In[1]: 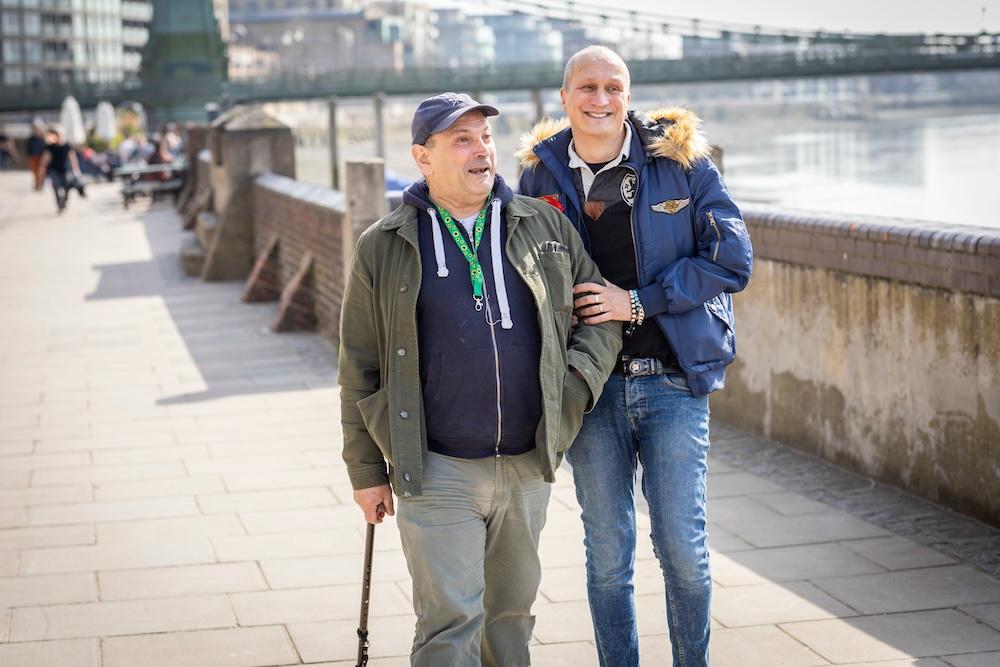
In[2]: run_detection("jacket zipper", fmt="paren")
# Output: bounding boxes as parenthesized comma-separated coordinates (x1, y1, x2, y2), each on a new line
(623, 166, 642, 286)
(708, 210, 722, 262)
(482, 289, 503, 457)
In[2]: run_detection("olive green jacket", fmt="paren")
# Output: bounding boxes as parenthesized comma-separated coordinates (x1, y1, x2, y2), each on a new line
(339, 194, 621, 498)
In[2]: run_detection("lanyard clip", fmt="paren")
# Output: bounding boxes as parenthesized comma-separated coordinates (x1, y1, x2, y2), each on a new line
(474, 296, 484, 312)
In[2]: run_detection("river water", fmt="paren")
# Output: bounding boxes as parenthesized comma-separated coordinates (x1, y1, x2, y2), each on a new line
(279, 84, 1000, 229)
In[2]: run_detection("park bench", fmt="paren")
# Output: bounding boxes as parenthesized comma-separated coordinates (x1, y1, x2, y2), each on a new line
(114, 160, 187, 209)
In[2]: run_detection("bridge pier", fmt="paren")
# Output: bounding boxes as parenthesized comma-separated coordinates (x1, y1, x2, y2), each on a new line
(373, 93, 386, 159)
(328, 97, 340, 191)
(531, 88, 545, 121)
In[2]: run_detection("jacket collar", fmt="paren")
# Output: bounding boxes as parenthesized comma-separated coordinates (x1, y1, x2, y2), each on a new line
(380, 176, 533, 234)
(517, 107, 712, 172)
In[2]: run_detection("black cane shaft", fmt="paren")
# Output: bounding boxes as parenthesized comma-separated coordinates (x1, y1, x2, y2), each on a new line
(356, 514, 378, 667)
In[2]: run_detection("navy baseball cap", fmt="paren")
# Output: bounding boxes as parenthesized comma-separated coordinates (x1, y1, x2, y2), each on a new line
(411, 93, 499, 145)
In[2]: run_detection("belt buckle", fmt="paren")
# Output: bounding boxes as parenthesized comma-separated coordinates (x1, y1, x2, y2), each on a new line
(623, 357, 654, 377)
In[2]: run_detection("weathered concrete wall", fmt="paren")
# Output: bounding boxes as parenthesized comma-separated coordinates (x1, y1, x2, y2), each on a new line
(716, 206, 1000, 526)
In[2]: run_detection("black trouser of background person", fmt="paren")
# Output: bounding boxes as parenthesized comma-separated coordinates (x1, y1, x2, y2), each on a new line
(49, 170, 84, 212)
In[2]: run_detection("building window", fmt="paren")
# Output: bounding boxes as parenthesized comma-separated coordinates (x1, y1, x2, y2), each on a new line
(2, 12, 20, 36)
(3, 67, 23, 85)
(3, 39, 21, 63)
(22, 11, 40, 35)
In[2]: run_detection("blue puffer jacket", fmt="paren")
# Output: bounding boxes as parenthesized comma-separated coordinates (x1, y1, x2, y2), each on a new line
(517, 108, 753, 396)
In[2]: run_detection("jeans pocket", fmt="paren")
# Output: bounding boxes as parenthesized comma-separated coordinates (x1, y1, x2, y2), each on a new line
(663, 373, 691, 393)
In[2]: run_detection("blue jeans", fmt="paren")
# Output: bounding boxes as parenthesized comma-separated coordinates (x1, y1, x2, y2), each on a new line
(567, 371, 711, 667)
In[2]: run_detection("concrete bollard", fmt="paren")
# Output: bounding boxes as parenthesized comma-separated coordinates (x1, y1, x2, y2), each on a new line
(343, 159, 388, 289)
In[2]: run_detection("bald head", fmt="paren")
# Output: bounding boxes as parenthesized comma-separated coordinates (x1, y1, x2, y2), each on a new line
(562, 46, 631, 93)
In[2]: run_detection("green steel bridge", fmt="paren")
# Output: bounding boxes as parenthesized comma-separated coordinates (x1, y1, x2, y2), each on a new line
(2, 32, 998, 115)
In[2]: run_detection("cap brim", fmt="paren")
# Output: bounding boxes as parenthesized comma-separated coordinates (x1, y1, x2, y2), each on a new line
(429, 104, 500, 136)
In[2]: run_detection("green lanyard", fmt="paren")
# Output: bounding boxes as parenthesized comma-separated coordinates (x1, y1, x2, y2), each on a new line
(436, 195, 492, 311)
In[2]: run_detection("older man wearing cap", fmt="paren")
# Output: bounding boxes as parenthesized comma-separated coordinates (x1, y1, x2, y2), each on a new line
(340, 92, 620, 665)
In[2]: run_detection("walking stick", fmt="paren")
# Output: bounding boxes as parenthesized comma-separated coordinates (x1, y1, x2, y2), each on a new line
(356, 504, 383, 667)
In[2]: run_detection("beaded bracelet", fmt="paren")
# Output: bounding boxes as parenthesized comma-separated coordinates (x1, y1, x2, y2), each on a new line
(626, 289, 646, 336)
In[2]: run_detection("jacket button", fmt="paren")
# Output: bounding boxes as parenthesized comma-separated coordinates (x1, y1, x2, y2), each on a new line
(403, 472, 412, 482)
(399, 410, 409, 419)
(399, 284, 409, 293)
(397, 348, 406, 356)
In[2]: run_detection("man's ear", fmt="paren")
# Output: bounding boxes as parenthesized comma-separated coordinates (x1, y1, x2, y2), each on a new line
(559, 88, 567, 113)
(411, 144, 433, 177)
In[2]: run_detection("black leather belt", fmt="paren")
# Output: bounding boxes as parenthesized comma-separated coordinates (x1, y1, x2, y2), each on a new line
(621, 356, 667, 377)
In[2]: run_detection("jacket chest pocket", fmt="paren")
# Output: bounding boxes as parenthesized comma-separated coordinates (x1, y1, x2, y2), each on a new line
(538, 251, 573, 313)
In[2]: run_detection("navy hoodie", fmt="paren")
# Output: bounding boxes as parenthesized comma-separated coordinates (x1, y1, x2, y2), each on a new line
(401, 176, 543, 458)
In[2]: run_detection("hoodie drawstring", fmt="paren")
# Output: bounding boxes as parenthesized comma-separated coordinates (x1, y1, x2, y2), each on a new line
(489, 198, 513, 329)
(428, 207, 449, 278)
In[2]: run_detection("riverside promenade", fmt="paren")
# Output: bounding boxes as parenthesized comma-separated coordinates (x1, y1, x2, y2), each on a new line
(1, 172, 999, 666)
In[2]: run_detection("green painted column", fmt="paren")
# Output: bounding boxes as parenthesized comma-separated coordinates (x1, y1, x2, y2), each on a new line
(139, 0, 228, 124)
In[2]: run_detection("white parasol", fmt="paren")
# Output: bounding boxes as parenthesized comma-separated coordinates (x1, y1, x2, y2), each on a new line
(94, 101, 117, 143)
(59, 96, 86, 145)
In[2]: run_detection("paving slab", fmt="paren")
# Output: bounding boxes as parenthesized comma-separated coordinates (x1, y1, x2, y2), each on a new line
(95, 514, 245, 543)
(287, 615, 417, 662)
(711, 543, 886, 586)
(238, 505, 360, 534)
(782, 610, 1000, 663)
(230, 582, 412, 626)
(840, 535, 957, 570)
(98, 562, 267, 600)
(0, 572, 97, 606)
(259, 550, 411, 589)
(813, 565, 1000, 614)
(19, 538, 216, 575)
(713, 580, 858, 627)
(942, 652, 1000, 666)
(0, 638, 100, 667)
(27, 496, 199, 526)
(0, 549, 18, 576)
(958, 603, 1000, 632)
(708, 625, 830, 667)
(102, 626, 300, 667)
(196, 487, 337, 514)
(9, 594, 237, 641)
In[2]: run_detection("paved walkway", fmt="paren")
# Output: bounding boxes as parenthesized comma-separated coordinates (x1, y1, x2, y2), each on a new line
(1, 172, 999, 667)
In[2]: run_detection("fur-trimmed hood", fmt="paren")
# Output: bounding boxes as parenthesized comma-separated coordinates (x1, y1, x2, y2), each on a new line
(516, 107, 710, 172)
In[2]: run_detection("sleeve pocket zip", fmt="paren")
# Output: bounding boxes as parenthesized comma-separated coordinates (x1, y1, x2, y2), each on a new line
(707, 210, 722, 262)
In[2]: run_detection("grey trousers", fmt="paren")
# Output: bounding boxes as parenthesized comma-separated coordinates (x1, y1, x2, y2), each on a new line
(397, 450, 551, 667)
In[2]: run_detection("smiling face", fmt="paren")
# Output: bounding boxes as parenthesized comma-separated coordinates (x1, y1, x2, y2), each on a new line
(560, 52, 631, 146)
(411, 110, 496, 212)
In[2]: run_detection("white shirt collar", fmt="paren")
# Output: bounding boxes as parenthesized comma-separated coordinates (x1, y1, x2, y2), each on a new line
(567, 122, 632, 200)
(567, 121, 632, 172)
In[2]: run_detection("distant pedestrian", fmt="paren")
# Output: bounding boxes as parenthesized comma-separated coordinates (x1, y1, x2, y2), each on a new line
(40, 126, 85, 213)
(0, 130, 19, 171)
(144, 140, 175, 181)
(26, 121, 48, 190)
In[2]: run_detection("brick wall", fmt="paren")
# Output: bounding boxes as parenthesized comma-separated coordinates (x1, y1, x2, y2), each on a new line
(250, 173, 348, 344)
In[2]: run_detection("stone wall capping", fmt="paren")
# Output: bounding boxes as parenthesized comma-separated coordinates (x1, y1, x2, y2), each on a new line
(743, 204, 997, 298)
(255, 173, 346, 212)
(977, 235, 1000, 257)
